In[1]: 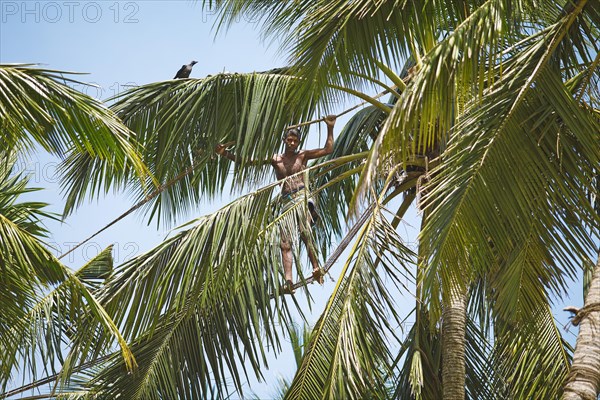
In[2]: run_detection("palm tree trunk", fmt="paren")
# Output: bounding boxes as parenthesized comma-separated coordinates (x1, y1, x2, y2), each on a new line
(562, 252, 600, 400)
(442, 284, 467, 400)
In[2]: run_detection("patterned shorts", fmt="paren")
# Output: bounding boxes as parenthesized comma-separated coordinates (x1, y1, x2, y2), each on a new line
(279, 188, 317, 242)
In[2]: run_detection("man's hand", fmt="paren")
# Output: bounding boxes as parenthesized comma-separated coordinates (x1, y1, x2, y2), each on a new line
(324, 114, 336, 127)
(215, 144, 227, 156)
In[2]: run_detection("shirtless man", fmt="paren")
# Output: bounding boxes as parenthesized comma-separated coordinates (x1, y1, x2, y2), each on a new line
(216, 115, 336, 293)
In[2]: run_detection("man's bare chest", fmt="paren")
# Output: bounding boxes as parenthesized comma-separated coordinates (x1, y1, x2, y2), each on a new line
(273, 154, 305, 178)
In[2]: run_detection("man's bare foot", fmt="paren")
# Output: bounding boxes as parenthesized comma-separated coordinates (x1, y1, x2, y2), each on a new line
(281, 280, 295, 294)
(312, 267, 325, 284)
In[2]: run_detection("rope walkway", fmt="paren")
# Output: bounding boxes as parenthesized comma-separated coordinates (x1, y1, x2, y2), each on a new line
(58, 87, 396, 260)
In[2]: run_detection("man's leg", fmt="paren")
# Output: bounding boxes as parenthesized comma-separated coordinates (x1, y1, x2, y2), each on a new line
(280, 236, 295, 293)
(300, 232, 324, 284)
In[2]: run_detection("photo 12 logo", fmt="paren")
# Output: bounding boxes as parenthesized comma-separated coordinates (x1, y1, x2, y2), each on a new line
(1, 1, 140, 24)
(68, 81, 139, 100)
(51, 241, 141, 264)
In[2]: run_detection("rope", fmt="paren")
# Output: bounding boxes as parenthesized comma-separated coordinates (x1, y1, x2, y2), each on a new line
(286, 87, 394, 130)
(58, 160, 202, 260)
(57, 88, 395, 260)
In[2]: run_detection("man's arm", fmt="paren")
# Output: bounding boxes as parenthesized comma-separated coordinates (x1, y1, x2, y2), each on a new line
(302, 115, 336, 160)
(215, 144, 272, 166)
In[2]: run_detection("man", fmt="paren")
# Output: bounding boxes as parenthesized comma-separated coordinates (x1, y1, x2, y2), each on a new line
(216, 115, 336, 293)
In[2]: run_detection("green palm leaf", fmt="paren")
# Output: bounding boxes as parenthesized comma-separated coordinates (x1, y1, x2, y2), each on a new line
(205, 0, 488, 92)
(78, 180, 307, 398)
(413, 8, 600, 316)
(0, 246, 135, 396)
(492, 306, 572, 399)
(0, 64, 148, 216)
(0, 152, 64, 390)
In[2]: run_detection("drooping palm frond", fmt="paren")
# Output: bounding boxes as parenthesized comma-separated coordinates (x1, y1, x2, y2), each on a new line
(491, 305, 573, 399)
(546, 1, 600, 83)
(58, 147, 134, 217)
(285, 200, 414, 399)
(0, 64, 148, 216)
(109, 71, 326, 226)
(0, 153, 57, 238)
(204, 0, 517, 95)
(363, 0, 599, 196)
(486, 223, 573, 327)
(0, 152, 64, 391)
(0, 246, 135, 396)
(466, 222, 574, 400)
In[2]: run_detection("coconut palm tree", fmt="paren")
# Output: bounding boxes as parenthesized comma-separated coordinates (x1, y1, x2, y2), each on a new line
(205, 1, 600, 398)
(95, 0, 594, 398)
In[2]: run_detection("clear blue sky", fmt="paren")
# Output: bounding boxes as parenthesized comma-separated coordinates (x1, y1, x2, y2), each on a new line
(0, 1, 582, 397)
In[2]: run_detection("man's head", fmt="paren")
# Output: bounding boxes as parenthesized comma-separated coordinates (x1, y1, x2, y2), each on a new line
(283, 129, 300, 151)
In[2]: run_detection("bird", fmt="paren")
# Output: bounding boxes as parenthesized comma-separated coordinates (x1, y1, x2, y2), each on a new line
(174, 61, 198, 79)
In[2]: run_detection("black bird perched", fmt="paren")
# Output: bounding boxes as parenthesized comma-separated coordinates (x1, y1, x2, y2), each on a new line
(174, 61, 198, 79)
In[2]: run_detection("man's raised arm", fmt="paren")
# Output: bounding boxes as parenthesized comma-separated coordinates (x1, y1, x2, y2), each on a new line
(215, 144, 272, 166)
(303, 115, 336, 160)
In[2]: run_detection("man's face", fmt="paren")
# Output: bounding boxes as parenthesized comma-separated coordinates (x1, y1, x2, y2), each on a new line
(284, 134, 300, 151)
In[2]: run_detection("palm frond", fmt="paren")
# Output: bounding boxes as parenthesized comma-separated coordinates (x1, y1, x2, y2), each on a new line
(417, 18, 600, 317)
(487, 225, 571, 327)
(76, 178, 325, 398)
(205, 0, 507, 94)
(110, 71, 325, 226)
(285, 201, 414, 399)
(0, 246, 135, 395)
(0, 153, 65, 391)
(84, 309, 230, 399)
(492, 306, 572, 399)
(0, 152, 57, 237)
(0, 64, 148, 216)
